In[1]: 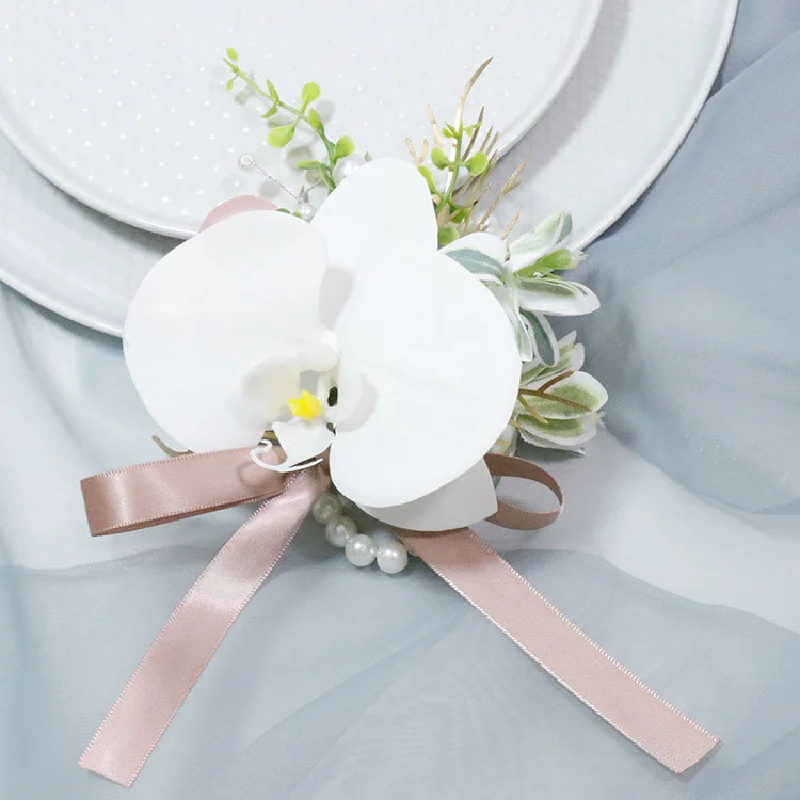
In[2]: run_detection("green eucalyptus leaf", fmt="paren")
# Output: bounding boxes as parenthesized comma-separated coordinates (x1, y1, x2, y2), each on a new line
(225, 47, 239, 62)
(444, 248, 504, 281)
(465, 152, 488, 175)
(301, 81, 321, 103)
(267, 124, 294, 148)
(334, 134, 355, 159)
(431, 147, 449, 170)
(521, 310, 559, 367)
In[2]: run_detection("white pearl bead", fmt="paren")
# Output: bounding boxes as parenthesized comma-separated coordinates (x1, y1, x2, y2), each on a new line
(238, 153, 257, 172)
(377, 540, 408, 574)
(325, 514, 357, 548)
(312, 492, 341, 524)
(345, 533, 376, 567)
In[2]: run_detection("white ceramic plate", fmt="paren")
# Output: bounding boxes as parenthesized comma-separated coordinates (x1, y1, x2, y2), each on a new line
(0, 0, 601, 238)
(0, 0, 737, 337)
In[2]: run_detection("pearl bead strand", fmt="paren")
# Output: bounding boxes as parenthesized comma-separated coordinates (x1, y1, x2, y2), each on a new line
(312, 491, 408, 574)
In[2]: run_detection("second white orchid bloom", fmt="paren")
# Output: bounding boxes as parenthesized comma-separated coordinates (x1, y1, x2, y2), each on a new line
(124, 159, 520, 530)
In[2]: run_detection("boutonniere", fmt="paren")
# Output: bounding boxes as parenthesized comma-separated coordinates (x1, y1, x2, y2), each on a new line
(76, 56, 719, 787)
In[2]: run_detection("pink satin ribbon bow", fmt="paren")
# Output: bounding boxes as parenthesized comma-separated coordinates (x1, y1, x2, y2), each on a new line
(78, 448, 719, 786)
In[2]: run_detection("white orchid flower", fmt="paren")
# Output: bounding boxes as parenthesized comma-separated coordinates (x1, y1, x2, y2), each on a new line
(124, 159, 520, 531)
(442, 212, 599, 365)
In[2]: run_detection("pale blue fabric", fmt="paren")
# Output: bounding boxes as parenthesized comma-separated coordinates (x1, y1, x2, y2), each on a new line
(2, 2, 800, 798)
(573, 9, 800, 514)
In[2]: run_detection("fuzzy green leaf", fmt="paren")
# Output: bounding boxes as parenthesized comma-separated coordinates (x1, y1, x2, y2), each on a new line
(522, 373, 607, 419)
(225, 47, 239, 62)
(444, 248, 504, 280)
(301, 81, 321, 103)
(267, 125, 294, 148)
(521, 310, 559, 367)
(334, 134, 355, 159)
(517, 412, 598, 449)
(431, 147, 450, 170)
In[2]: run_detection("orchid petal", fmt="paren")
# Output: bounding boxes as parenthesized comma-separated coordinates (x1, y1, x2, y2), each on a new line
(266, 418, 334, 472)
(359, 460, 498, 531)
(311, 159, 437, 321)
(229, 358, 301, 430)
(124, 211, 328, 452)
(331, 251, 519, 508)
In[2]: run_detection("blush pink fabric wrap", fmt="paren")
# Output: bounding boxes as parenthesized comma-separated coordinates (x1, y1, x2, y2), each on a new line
(78, 448, 719, 787)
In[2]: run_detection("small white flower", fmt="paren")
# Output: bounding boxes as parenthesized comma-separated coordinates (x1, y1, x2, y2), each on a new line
(443, 212, 599, 365)
(124, 159, 521, 530)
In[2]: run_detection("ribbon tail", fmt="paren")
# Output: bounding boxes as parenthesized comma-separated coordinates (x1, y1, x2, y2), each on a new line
(399, 528, 720, 773)
(79, 466, 329, 787)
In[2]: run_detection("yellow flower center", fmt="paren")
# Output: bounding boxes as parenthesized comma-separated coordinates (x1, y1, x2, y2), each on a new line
(287, 389, 323, 421)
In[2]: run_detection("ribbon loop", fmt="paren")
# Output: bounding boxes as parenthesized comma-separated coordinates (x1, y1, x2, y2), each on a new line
(484, 452, 564, 530)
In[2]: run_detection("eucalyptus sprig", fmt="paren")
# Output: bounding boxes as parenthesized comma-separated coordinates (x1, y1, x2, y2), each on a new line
(407, 57, 527, 246)
(223, 48, 355, 193)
